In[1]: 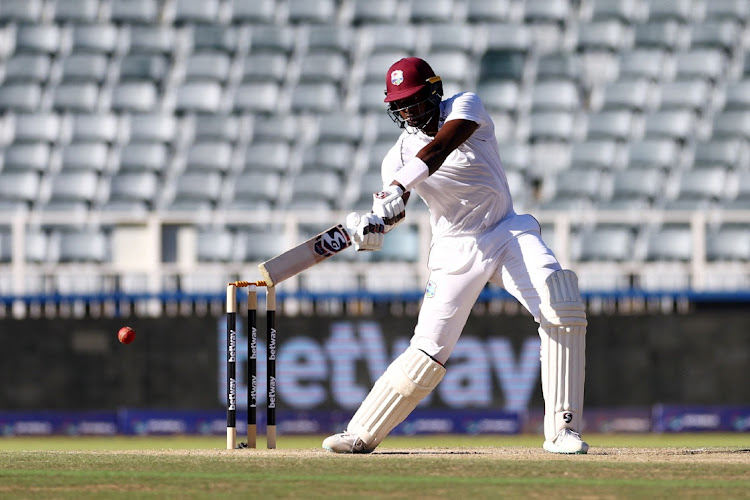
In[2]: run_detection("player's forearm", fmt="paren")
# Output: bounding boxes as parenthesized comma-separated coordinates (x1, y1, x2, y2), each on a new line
(416, 118, 479, 172)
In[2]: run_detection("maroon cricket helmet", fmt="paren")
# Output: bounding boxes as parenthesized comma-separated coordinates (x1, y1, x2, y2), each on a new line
(384, 57, 438, 103)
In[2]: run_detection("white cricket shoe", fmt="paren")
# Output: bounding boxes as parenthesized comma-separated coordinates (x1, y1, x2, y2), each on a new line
(543, 429, 589, 454)
(322, 431, 373, 454)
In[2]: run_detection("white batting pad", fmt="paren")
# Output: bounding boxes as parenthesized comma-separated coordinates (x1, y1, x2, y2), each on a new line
(538, 269, 587, 441)
(347, 347, 446, 449)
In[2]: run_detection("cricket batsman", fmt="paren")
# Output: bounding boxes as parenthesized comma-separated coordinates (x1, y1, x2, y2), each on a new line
(325, 57, 588, 454)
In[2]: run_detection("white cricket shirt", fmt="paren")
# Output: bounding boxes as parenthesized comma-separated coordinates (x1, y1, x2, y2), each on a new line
(381, 92, 514, 238)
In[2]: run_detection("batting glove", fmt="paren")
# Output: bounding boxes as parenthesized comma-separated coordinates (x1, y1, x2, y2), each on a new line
(345, 211, 385, 252)
(372, 184, 405, 233)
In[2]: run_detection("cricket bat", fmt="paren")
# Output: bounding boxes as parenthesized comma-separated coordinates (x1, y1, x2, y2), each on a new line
(258, 224, 352, 286)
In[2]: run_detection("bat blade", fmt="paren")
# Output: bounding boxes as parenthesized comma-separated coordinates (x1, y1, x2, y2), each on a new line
(258, 224, 352, 286)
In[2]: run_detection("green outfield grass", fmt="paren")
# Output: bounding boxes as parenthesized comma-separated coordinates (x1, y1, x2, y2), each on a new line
(1, 434, 749, 499)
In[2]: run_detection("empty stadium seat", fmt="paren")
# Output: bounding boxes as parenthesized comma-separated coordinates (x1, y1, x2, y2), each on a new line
(586, 110, 634, 141)
(535, 52, 581, 82)
(425, 24, 475, 54)
(287, 0, 337, 24)
(61, 143, 109, 172)
(590, 0, 642, 23)
(13, 113, 60, 143)
(193, 114, 240, 142)
(290, 83, 340, 113)
(185, 141, 234, 173)
(304, 25, 354, 55)
(112, 0, 159, 24)
(351, 0, 398, 24)
(531, 80, 580, 112)
(570, 140, 618, 170)
(231, 0, 277, 24)
(540, 169, 602, 210)
(54, 0, 100, 22)
(72, 24, 119, 54)
(723, 80, 750, 109)
(248, 25, 295, 54)
(477, 81, 520, 114)
(658, 80, 709, 112)
(644, 224, 692, 262)
(196, 228, 236, 262)
(72, 113, 119, 143)
(465, 0, 510, 22)
(497, 143, 530, 172)
(3, 143, 50, 172)
(231, 171, 283, 205)
(107, 172, 159, 209)
(111, 82, 158, 112)
(168, 172, 223, 211)
(233, 82, 280, 113)
(664, 167, 727, 210)
(174, 0, 220, 24)
(602, 168, 665, 208)
(0, 84, 42, 112)
(577, 20, 631, 52)
(600, 79, 652, 112)
(674, 49, 725, 82)
(529, 112, 575, 142)
(712, 111, 750, 140)
(15, 25, 61, 55)
(647, 0, 694, 23)
(317, 114, 363, 143)
(118, 143, 169, 172)
(44, 172, 101, 211)
(288, 171, 342, 208)
(692, 139, 743, 169)
(237, 226, 289, 261)
(300, 142, 356, 175)
(128, 26, 175, 54)
(193, 25, 238, 54)
(127, 114, 176, 143)
(626, 139, 679, 170)
(243, 142, 291, 172)
(0, 171, 40, 210)
(53, 83, 99, 112)
(175, 82, 223, 113)
(367, 25, 418, 54)
(58, 229, 109, 263)
(707, 224, 750, 261)
(634, 21, 682, 50)
(644, 110, 695, 142)
(618, 49, 668, 81)
(479, 50, 527, 81)
(298, 53, 348, 83)
(3, 54, 51, 83)
(578, 225, 636, 262)
(0, 0, 43, 22)
(690, 21, 740, 53)
(185, 52, 232, 82)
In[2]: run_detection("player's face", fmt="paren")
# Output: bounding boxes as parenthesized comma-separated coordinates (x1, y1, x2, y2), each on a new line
(389, 88, 435, 128)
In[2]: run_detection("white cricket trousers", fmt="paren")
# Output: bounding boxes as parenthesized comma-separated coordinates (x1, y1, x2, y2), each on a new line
(411, 213, 561, 365)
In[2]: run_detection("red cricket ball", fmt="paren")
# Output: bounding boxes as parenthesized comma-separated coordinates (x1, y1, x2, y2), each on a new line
(118, 326, 136, 344)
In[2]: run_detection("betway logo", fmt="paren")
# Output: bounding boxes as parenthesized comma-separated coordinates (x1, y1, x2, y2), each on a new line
(228, 377, 236, 411)
(268, 375, 276, 409)
(227, 331, 236, 363)
(268, 329, 276, 361)
(218, 321, 540, 411)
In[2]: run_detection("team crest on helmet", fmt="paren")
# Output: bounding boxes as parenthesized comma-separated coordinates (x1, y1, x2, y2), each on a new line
(390, 70, 404, 86)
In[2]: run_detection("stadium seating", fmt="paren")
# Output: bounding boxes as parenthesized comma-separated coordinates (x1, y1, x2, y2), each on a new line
(0, 0, 748, 298)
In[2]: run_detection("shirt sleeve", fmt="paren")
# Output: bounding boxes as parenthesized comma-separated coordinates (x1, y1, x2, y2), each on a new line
(443, 92, 490, 130)
(380, 140, 404, 189)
